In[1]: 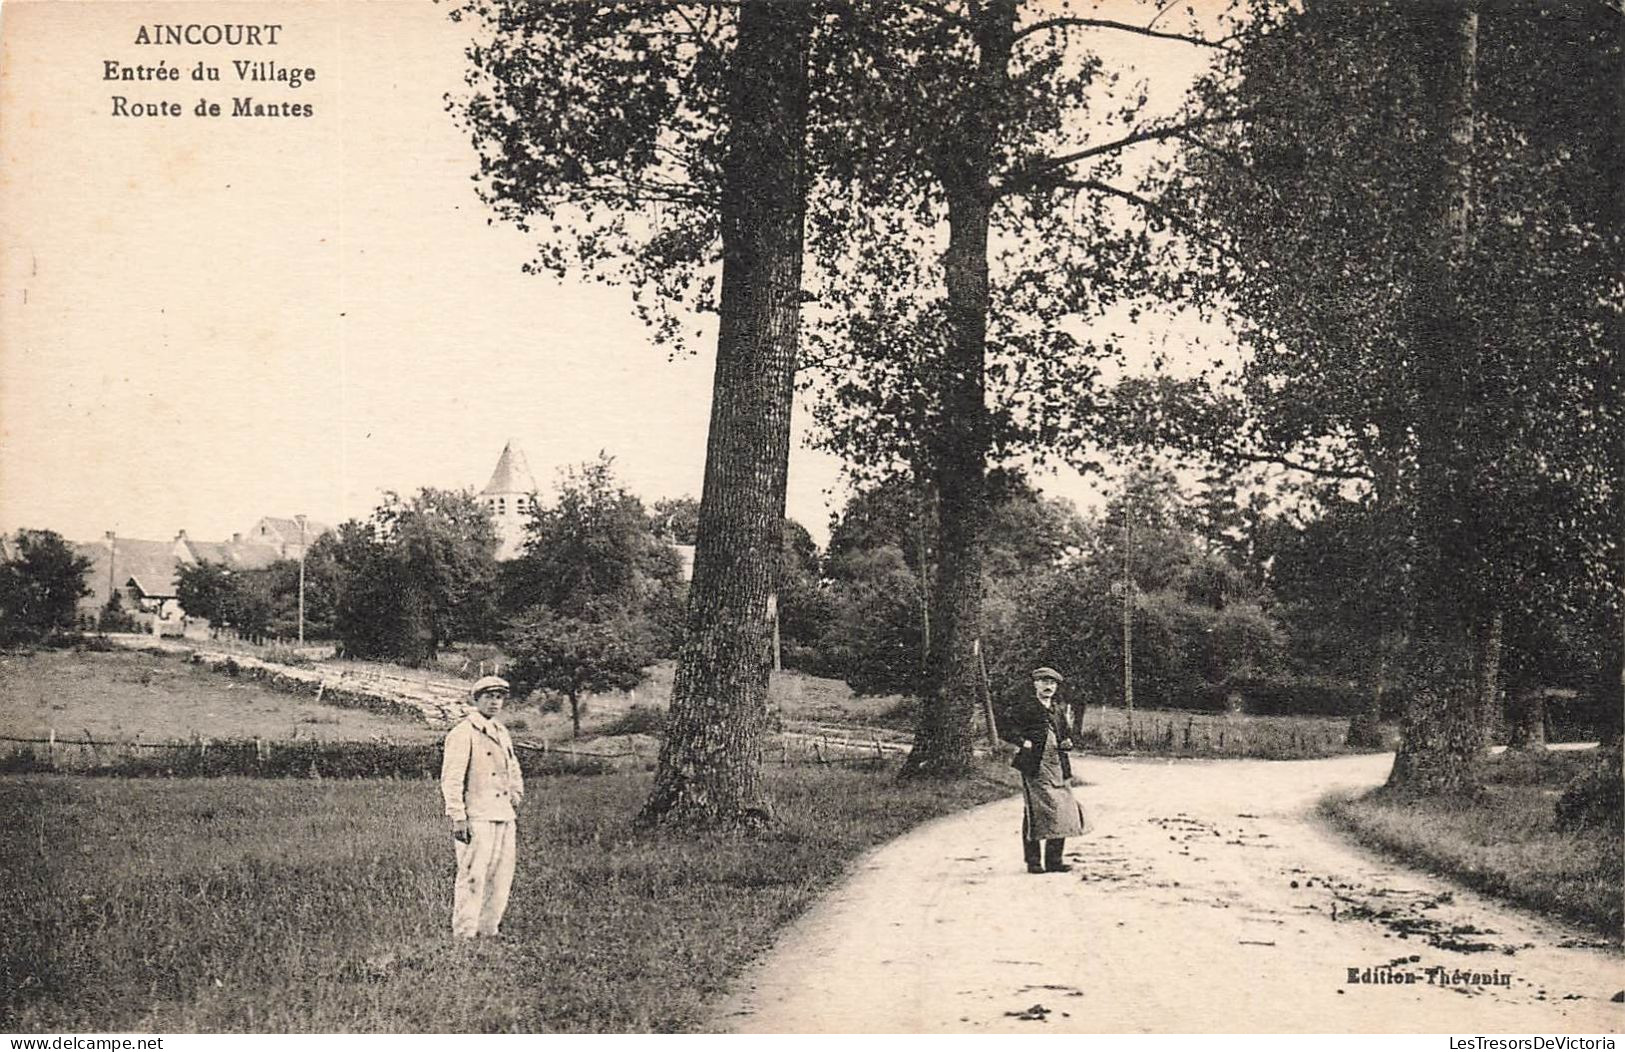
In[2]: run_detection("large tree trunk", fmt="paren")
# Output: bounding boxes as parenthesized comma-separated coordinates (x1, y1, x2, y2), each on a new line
(1348, 460, 1404, 749)
(903, 0, 1015, 778)
(1475, 609, 1502, 736)
(640, 0, 811, 826)
(1346, 651, 1389, 749)
(1388, 0, 1486, 793)
(1504, 680, 1546, 751)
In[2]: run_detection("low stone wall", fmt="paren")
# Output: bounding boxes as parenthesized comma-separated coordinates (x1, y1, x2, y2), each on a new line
(108, 636, 470, 730)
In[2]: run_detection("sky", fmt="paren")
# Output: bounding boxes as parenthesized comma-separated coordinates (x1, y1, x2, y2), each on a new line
(0, 0, 1222, 548)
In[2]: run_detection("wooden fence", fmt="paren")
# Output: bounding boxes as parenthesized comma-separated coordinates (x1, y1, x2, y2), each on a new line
(0, 728, 918, 778)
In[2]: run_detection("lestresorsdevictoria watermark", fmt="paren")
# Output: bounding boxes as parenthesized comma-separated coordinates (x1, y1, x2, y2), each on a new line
(1446, 1039, 1616, 1050)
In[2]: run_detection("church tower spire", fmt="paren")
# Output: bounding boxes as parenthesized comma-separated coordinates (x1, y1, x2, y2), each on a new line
(478, 441, 539, 560)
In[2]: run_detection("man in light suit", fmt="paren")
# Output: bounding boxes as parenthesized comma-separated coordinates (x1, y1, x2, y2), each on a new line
(441, 675, 525, 938)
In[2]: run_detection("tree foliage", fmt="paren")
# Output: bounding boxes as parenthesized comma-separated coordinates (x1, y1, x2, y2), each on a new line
(1167, 0, 1621, 787)
(501, 456, 687, 710)
(505, 602, 655, 739)
(506, 454, 683, 629)
(330, 489, 501, 666)
(794, 0, 1239, 774)
(0, 530, 93, 644)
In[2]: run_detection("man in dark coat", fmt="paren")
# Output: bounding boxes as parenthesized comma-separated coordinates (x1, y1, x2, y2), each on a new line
(1003, 666, 1089, 873)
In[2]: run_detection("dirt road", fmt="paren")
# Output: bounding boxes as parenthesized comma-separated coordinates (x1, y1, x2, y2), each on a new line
(718, 752, 1622, 1033)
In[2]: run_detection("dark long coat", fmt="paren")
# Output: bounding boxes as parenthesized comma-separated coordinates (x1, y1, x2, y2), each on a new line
(1003, 696, 1073, 780)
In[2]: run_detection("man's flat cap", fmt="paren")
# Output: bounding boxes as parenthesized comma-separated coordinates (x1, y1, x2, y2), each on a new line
(471, 675, 511, 697)
(1031, 667, 1064, 683)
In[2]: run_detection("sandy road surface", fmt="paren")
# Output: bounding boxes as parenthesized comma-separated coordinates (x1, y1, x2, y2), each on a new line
(718, 752, 1622, 1033)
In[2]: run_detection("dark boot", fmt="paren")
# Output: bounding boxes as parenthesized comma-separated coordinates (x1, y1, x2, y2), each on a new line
(1044, 838, 1073, 873)
(1024, 837, 1044, 874)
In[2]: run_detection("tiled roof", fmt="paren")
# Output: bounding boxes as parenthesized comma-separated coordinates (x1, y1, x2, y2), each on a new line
(101, 538, 184, 597)
(184, 538, 282, 571)
(251, 516, 333, 546)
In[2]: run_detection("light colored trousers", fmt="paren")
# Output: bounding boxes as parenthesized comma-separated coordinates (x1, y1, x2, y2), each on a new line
(452, 819, 516, 938)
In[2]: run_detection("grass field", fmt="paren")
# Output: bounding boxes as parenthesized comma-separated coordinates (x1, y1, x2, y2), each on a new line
(0, 764, 1017, 1032)
(0, 650, 441, 745)
(85, 639, 1371, 761)
(1321, 748, 1622, 939)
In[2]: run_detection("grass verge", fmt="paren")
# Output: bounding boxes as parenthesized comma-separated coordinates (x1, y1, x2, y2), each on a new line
(1320, 748, 1622, 941)
(0, 762, 1016, 1032)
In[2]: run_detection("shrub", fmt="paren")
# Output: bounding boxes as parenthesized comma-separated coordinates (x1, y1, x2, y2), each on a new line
(98, 594, 140, 634)
(261, 644, 314, 667)
(599, 704, 666, 738)
(1555, 746, 1624, 834)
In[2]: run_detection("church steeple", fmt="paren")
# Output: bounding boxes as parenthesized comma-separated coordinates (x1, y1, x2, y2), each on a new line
(478, 441, 539, 560)
(481, 441, 538, 498)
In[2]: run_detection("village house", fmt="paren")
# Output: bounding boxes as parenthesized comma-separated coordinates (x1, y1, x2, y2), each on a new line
(74, 518, 334, 632)
(64, 445, 693, 634)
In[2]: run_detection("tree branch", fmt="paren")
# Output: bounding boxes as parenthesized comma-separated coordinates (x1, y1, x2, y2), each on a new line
(1175, 130, 1247, 170)
(900, 0, 972, 29)
(998, 112, 1251, 195)
(1012, 16, 1230, 49)
(1058, 178, 1223, 248)
(1214, 444, 1374, 482)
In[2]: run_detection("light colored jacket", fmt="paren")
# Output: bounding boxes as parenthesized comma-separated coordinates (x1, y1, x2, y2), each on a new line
(440, 711, 524, 821)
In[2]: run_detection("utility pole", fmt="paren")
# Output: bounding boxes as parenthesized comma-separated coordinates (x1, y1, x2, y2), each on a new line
(974, 638, 999, 747)
(104, 531, 117, 628)
(1122, 493, 1135, 748)
(295, 514, 307, 646)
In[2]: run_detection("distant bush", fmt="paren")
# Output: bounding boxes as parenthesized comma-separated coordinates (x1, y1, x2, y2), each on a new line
(1556, 747, 1623, 835)
(1199, 677, 1386, 719)
(98, 594, 140, 634)
(599, 704, 666, 738)
(448, 643, 508, 679)
(262, 644, 314, 668)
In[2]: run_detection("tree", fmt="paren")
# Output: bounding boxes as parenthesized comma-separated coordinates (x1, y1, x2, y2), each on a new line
(377, 489, 501, 664)
(97, 591, 138, 634)
(505, 456, 687, 668)
(328, 491, 500, 665)
(798, 0, 1239, 775)
(1177, 0, 1622, 790)
(506, 603, 655, 739)
(507, 454, 678, 618)
(643, 0, 814, 824)
(774, 518, 835, 667)
(821, 471, 1086, 695)
(0, 529, 92, 644)
(175, 561, 236, 630)
(453, 0, 815, 823)
(650, 497, 702, 546)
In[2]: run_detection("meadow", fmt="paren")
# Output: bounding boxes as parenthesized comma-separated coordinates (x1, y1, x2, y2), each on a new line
(1322, 747, 1622, 939)
(0, 763, 1017, 1033)
(48, 637, 1384, 764)
(0, 648, 441, 745)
